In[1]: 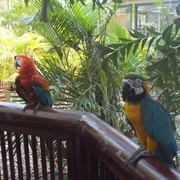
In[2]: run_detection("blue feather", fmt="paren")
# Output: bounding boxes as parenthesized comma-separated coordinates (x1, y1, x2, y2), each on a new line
(141, 96, 177, 164)
(33, 85, 52, 107)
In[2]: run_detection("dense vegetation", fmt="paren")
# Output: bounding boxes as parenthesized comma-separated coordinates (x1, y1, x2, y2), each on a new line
(0, 0, 179, 134)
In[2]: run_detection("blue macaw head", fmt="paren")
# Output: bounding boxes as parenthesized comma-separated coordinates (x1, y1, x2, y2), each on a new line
(122, 72, 149, 103)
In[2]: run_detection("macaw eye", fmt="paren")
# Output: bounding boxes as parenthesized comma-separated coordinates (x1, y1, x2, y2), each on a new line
(135, 79, 143, 87)
(16, 57, 21, 61)
(122, 79, 132, 84)
(136, 79, 142, 83)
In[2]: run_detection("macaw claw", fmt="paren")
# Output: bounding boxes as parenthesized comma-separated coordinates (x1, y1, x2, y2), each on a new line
(126, 146, 156, 166)
(33, 103, 42, 115)
(22, 103, 34, 113)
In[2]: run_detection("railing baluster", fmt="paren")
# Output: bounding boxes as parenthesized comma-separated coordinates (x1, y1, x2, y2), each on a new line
(23, 134, 31, 180)
(1, 131, 8, 179)
(31, 135, 39, 180)
(40, 137, 47, 180)
(103, 166, 108, 180)
(85, 143, 98, 180)
(90, 151, 98, 180)
(56, 139, 63, 180)
(99, 161, 104, 180)
(74, 135, 86, 180)
(15, 133, 23, 180)
(48, 139, 55, 180)
(67, 136, 76, 180)
(7, 132, 15, 180)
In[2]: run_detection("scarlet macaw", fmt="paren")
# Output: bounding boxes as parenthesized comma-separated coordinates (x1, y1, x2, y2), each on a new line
(14, 55, 52, 114)
(122, 72, 177, 166)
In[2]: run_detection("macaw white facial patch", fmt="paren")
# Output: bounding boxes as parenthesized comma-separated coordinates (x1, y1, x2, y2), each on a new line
(122, 78, 144, 95)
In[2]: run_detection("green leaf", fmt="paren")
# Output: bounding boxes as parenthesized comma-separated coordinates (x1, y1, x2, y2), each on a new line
(156, 45, 167, 53)
(40, 0, 50, 22)
(145, 26, 161, 36)
(141, 37, 148, 50)
(95, 43, 114, 57)
(112, 0, 123, 3)
(147, 58, 167, 72)
(155, 75, 165, 88)
(162, 24, 173, 43)
(174, 17, 180, 35)
(125, 42, 133, 56)
(70, 0, 74, 4)
(160, 58, 169, 75)
(133, 39, 141, 54)
(120, 46, 126, 60)
(129, 29, 146, 38)
(79, 0, 86, 5)
(101, 58, 108, 73)
(176, 46, 180, 56)
(118, 38, 132, 43)
(108, 51, 118, 66)
(102, 0, 107, 4)
(109, 43, 122, 49)
(171, 40, 180, 47)
(147, 37, 156, 51)
(24, 0, 29, 7)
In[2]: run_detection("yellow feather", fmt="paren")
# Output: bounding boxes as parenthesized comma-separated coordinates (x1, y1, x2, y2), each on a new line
(125, 102, 158, 153)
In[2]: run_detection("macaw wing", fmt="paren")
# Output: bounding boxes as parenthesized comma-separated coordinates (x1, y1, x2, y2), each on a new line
(15, 76, 28, 103)
(141, 96, 177, 156)
(31, 75, 52, 107)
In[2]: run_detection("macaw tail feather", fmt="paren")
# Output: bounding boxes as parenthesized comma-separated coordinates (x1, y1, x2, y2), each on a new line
(33, 86, 52, 107)
(157, 150, 177, 167)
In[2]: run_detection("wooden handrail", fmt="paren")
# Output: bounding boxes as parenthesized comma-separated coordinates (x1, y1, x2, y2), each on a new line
(0, 102, 179, 179)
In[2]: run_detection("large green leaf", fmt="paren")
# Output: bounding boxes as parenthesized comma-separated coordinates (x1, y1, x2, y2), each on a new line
(95, 43, 114, 57)
(112, 0, 123, 3)
(148, 36, 156, 51)
(108, 50, 119, 66)
(141, 37, 148, 50)
(162, 24, 173, 43)
(145, 26, 161, 36)
(174, 17, 180, 35)
(24, 0, 29, 6)
(129, 29, 146, 38)
(133, 39, 141, 54)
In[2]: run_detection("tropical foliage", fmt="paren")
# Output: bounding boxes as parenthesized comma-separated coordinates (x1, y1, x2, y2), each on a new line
(25, 1, 131, 131)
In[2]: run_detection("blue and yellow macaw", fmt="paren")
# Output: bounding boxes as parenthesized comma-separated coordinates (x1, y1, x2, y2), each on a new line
(122, 72, 177, 166)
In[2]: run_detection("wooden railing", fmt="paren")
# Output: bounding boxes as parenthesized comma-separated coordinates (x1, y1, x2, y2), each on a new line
(0, 102, 179, 180)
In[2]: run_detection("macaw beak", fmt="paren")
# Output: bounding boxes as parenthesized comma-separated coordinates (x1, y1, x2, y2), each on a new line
(14, 60, 20, 69)
(122, 82, 130, 101)
(122, 82, 135, 101)
(14, 56, 20, 69)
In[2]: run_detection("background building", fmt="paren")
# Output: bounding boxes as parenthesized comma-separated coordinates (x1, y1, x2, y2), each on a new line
(114, 0, 180, 34)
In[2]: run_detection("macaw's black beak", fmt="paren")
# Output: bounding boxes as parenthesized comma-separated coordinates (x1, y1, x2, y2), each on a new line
(122, 82, 135, 102)
(122, 82, 130, 101)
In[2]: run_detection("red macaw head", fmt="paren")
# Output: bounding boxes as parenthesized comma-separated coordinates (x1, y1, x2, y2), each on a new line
(14, 55, 35, 68)
(14, 55, 38, 75)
